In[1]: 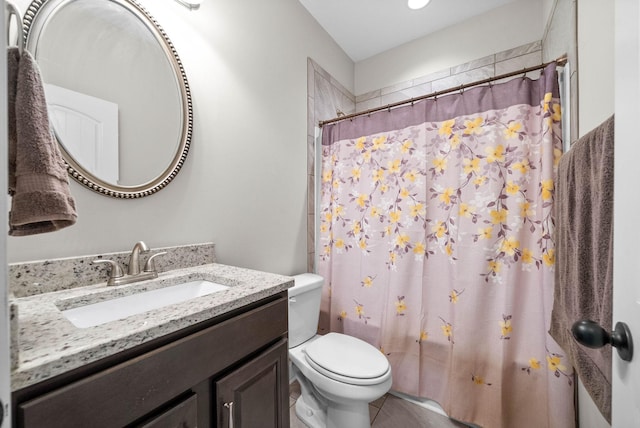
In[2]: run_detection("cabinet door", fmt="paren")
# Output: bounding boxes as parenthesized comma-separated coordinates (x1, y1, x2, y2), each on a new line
(216, 339, 289, 428)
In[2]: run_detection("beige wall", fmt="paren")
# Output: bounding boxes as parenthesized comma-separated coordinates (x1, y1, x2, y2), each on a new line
(354, 0, 543, 96)
(578, 1, 614, 135)
(8, 0, 354, 280)
(575, 1, 615, 427)
(543, 0, 557, 23)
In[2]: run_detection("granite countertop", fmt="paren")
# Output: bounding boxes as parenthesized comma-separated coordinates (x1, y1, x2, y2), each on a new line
(10, 263, 293, 392)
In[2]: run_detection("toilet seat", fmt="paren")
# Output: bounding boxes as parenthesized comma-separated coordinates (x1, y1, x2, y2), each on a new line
(303, 333, 390, 386)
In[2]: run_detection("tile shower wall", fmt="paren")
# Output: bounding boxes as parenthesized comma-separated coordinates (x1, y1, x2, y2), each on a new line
(307, 41, 550, 272)
(542, 0, 578, 144)
(307, 59, 356, 272)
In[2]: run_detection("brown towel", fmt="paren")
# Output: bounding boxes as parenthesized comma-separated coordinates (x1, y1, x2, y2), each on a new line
(7, 47, 77, 236)
(549, 115, 614, 423)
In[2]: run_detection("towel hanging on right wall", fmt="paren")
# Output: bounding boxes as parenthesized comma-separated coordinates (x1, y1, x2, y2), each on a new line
(549, 114, 615, 423)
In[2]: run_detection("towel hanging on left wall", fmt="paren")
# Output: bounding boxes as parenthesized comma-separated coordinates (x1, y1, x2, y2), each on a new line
(7, 46, 77, 236)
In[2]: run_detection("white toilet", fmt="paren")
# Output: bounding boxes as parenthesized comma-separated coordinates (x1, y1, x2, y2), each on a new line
(288, 273, 392, 428)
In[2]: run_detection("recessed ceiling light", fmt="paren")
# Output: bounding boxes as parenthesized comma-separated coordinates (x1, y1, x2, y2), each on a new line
(408, 0, 431, 10)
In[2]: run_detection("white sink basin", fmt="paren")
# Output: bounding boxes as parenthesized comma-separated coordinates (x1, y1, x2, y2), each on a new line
(61, 280, 230, 328)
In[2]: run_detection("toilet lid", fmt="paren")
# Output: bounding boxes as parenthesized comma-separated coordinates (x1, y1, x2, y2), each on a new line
(304, 333, 390, 385)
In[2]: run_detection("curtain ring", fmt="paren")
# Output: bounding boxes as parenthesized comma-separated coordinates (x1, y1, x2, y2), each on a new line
(488, 81, 493, 89)
(459, 84, 464, 95)
(522, 68, 527, 79)
(387, 106, 391, 113)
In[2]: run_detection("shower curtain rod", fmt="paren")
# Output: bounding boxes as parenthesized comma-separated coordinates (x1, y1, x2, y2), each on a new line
(319, 55, 568, 127)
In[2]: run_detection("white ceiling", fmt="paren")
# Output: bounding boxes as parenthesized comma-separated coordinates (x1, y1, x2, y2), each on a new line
(299, 0, 520, 62)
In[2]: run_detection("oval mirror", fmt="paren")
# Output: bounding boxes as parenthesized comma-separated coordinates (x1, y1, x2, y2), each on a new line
(23, 0, 193, 198)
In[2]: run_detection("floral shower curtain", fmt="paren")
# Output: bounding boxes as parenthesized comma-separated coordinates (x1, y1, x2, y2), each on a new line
(317, 63, 574, 428)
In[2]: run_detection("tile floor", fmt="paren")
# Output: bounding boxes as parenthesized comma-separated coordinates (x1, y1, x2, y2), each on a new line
(288, 381, 469, 428)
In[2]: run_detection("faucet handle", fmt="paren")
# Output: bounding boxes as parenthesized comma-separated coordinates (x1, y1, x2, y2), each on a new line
(143, 252, 167, 273)
(93, 259, 124, 286)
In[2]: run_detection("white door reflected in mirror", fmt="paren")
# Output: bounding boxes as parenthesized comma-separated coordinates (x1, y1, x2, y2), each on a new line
(46, 84, 119, 185)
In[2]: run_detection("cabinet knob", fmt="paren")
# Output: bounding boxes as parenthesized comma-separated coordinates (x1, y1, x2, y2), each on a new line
(224, 401, 234, 428)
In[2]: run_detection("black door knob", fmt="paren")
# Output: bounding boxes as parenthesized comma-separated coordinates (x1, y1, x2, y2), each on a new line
(571, 320, 633, 362)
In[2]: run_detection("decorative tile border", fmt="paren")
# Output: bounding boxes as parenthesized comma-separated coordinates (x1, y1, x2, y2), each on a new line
(355, 41, 542, 112)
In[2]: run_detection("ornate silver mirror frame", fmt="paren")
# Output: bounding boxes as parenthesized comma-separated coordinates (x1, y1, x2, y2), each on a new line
(23, 0, 193, 198)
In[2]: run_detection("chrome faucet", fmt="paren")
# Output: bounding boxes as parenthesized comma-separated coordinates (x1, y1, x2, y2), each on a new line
(93, 241, 166, 286)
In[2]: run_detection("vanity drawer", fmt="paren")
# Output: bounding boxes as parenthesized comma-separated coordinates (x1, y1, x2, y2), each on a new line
(138, 393, 198, 428)
(17, 295, 288, 428)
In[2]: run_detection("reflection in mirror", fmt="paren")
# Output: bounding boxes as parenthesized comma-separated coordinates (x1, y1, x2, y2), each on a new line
(24, 0, 193, 198)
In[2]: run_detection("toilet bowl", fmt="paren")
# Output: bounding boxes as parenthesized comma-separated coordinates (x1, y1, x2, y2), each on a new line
(288, 274, 392, 428)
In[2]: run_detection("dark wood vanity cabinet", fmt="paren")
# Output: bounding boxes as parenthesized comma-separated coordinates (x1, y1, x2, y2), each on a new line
(216, 338, 288, 428)
(12, 292, 290, 428)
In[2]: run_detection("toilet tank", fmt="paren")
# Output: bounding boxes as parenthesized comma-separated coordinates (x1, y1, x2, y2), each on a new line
(288, 273, 324, 348)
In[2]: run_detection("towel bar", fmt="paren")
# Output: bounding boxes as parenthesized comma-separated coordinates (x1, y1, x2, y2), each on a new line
(5, 0, 23, 54)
